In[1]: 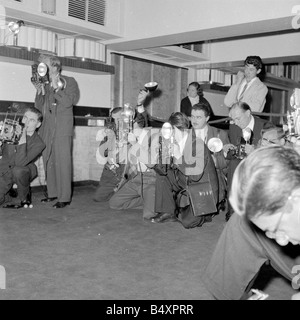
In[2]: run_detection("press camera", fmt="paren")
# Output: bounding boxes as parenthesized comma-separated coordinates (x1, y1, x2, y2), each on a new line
(0, 117, 24, 145)
(31, 63, 49, 86)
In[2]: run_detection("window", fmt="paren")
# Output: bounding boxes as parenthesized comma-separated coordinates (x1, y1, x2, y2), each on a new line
(68, 0, 106, 26)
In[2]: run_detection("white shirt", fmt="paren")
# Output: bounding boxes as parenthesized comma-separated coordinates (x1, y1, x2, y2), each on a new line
(188, 96, 199, 106)
(195, 126, 208, 143)
(242, 115, 255, 141)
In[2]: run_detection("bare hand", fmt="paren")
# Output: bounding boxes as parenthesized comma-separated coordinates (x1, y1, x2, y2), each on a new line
(223, 144, 236, 154)
(33, 82, 44, 94)
(18, 127, 27, 145)
(137, 89, 148, 106)
(244, 144, 255, 155)
(236, 71, 245, 84)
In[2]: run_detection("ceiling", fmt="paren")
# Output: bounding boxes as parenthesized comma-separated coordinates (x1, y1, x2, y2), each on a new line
(4, 6, 300, 71)
(104, 16, 300, 70)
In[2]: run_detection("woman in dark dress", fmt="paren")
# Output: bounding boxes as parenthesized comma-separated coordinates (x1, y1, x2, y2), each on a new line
(180, 81, 212, 117)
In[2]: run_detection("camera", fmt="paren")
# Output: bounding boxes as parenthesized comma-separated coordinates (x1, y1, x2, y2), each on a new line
(0, 118, 24, 145)
(31, 63, 49, 86)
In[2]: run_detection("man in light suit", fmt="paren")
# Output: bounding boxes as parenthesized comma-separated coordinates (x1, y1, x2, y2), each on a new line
(224, 56, 268, 113)
(224, 101, 274, 221)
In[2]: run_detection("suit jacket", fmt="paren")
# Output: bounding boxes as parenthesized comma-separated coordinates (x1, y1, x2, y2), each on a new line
(224, 77, 268, 113)
(207, 124, 230, 146)
(35, 75, 80, 163)
(0, 132, 45, 177)
(229, 116, 274, 147)
(180, 95, 211, 117)
(35, 75, 80, 138)
(176, 129, 219, 202)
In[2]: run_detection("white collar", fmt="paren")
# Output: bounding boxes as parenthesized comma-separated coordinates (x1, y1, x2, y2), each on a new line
(244, 115, 255, 132)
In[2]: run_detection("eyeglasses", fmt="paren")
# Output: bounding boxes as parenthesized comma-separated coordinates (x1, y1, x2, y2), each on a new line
(272, 210, 285, 234)
(272, 194, 300, 233)
(261, 138, 278, 145)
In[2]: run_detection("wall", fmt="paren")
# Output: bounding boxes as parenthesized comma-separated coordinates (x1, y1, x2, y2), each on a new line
(203, 91, 229, 117)
(2, 0, 124, 38)
(0, 61, 112, 108)
(112, 54, 187, 120)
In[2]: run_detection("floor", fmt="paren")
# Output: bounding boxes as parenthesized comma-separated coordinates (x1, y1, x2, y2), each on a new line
(0, 185, 296, 300)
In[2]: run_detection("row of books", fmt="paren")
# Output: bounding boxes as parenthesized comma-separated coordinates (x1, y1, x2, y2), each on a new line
(265, 64, 300, 82)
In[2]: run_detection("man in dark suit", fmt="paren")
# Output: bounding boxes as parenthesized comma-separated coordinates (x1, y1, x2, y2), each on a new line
(190, 103, 230, 211)
(224, 101, 274, 221)
(34, 54, 80, 208)
(0, 106, 45, 208)
(152, 112, 219, 227)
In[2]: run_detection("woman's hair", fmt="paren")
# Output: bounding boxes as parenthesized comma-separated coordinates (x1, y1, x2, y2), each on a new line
(229, 145, 300, 219)
(188, 82, 203, 97)
(168, 112, 190, 130)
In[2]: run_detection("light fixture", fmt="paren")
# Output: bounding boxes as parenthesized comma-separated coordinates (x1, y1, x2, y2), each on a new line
(8, 20, 24, 35)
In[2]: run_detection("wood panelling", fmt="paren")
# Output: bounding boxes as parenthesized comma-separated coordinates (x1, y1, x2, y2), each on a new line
(112, 53, 188, 121)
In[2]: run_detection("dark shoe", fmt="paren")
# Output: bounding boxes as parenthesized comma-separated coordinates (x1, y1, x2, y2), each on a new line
(41, 197, 57, 203)
(151, 212, 177, 223)
(225, 211, 233, 222)
(4, 195, 33, 209)
(3, 203, 22, 209)
(53, 202, 71, 209)
(197, 215, 213, 227)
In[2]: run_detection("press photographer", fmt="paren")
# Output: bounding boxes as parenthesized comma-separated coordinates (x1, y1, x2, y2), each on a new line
(33, 54, 80, 209)
(0, 107, 45, 208)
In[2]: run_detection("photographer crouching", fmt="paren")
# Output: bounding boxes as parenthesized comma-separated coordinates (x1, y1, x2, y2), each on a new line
(0, 107, 45, 208)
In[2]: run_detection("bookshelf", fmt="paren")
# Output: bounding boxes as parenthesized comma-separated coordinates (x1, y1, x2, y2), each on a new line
(197, 63, 300, 125)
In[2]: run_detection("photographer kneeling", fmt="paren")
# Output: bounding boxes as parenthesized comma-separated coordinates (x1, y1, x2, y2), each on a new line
(0, 106, 45, 208)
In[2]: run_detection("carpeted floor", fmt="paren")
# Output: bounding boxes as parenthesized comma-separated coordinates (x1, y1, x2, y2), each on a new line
(0, 185, 296, 300)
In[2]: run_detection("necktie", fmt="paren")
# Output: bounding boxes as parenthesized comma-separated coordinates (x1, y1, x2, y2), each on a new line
(238, 83, 248, 101)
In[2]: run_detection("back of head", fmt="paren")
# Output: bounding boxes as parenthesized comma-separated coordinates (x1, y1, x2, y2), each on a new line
(230, 145, 300, 219)
(168, 112, 190, 130)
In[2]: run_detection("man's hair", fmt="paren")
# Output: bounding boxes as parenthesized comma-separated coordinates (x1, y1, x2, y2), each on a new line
(191, 103, 212, 118)
(230, 145, 300, 219)
(244, 56, 263, 71)
(25, 106, 43, 123)
(230, 101, 252, 113)
(39, 54, 62, 73)
(168, 112, 189, 130)
(261, 127, 285, 140)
